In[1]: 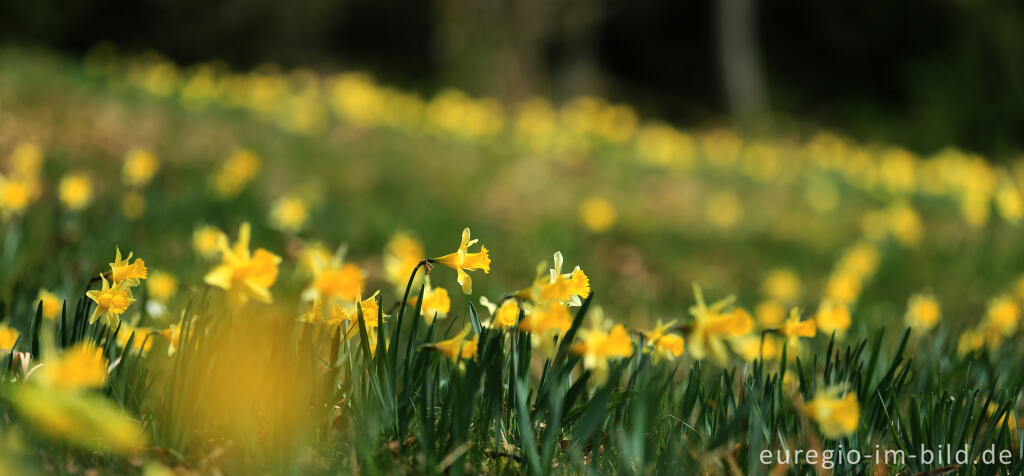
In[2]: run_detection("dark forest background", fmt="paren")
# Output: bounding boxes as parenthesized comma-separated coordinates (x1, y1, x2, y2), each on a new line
(3, 0, 1024, 159)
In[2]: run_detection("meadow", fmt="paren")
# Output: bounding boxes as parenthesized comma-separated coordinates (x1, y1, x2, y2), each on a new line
(1, 46, 1024, 474)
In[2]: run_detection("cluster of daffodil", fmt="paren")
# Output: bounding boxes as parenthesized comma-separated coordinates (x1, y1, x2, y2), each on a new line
(86, 49, 1024, 236)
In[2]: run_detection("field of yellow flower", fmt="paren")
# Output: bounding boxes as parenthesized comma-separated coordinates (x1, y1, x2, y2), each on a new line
(2, 46, 1024, 474)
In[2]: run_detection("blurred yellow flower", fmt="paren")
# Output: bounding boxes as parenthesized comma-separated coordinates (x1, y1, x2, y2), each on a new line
(9, 384, 147, 453)
(0, 175, 32, 218)
(886, 201, 923, 247)
(705, 190, 744, 229)
(0, 324, 20, 350)
(579, 196, 617, 232)
(86, 277, 135, 325)
(519, 301, 572, 336)
(984, 296, 1020, 336)
(383, 232, 424, 290)
(778, 308, 816, 347)
(803, 388, 860, 438)
(116, 325, 154, 354)
(825, 273, 862, 305)
(37, 289, 62, 320)
(755, 300, 786, 328)
(39, 342, 108, 391)
(213, 149, 261, 197)
(815, 300, 851, 336)
(204, 222, 281, 304)
(122, 148, 159, 187)
(59, 172, 93, 211)
(732, 334, 779, 362)
(147, 270, 178, 302)
(571, 312, 632, 385)
(427, 325, 478, 362)
(9, 142, 42, 176)
(761, 268, 801, 304)
(686, 286, 750, 365)
(836, 242, 880, 279)
(269, 194, 309, 232)
(905, 294, 941, 331)
(434, 227, 490, 294)
(642, 320, 684, 364)
(419, 279, 451, 323)
(193, 225, 226, 259)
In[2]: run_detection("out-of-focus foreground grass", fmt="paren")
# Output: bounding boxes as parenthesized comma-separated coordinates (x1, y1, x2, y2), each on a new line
(1, 46, 1024, 474)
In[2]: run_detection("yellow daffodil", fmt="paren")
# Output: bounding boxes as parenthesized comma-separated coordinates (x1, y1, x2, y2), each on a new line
(825, 273, 862, 305)
(306, 255, 365, 303)
(356, 291, 386, 328)
(815, 300, 851, 336)
(778, 308, 816, 351)
(836, 242, 880, 280)
(37, 289, 62, 319)
(685, 285, 751, 365)
(0, 324, 20, 350)
(434, 227, 490, 294)
(193, 225, 226, 259)
(802, 387, 860, 438)
(38, 342, 108, 391)
(419, 278, 451, 323)
(732, 334, 779, 362)
(642, 320, 684, 363)
(984, 296, 1020, 336)
(204, 223, 281, 304)
(484, 297, 520, 329)
(160, 323, 182, 355)
(59, 172, 94, 211)
(109, 247, 148, 285)
(86, 277, 135, 325)
(755, 300, 786, 328)
(571, 311, 632, 385)
(0, 174, 32, 218)
(905, 294, 941, 331)
(213, 149, 261, 197)
(116, 325, 154, 354)
(298, 241, 333, 276)
(122, 148, 159, 187)
(147, 270, 178, 302)
(383, 232, 424, 290)
(268, 194, 309, 232)
(761, 268, 801, 304)
(427, 325, 478, 362)
(579, 196, 616, 232)
(549, 252, 590, 306)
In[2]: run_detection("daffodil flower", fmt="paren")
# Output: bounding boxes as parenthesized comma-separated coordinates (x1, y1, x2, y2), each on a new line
(434, 227, 490, 294)
(571, 309, 633, 385)
(549, 251, 591, 306)
(685, 284, 751, 365)
(480, 296, 520, 329)
(302, 245, 365, 303)
(109, 247, 148, 285)
(38, 342, 109, 392)
(802, 387, 860, 438)
(204, 222, 281, 304)
(86, 276, 135, 325)
(642, 319, 684, 364)
(426, 325, 478, 362)
(418, 277, 451, 323)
